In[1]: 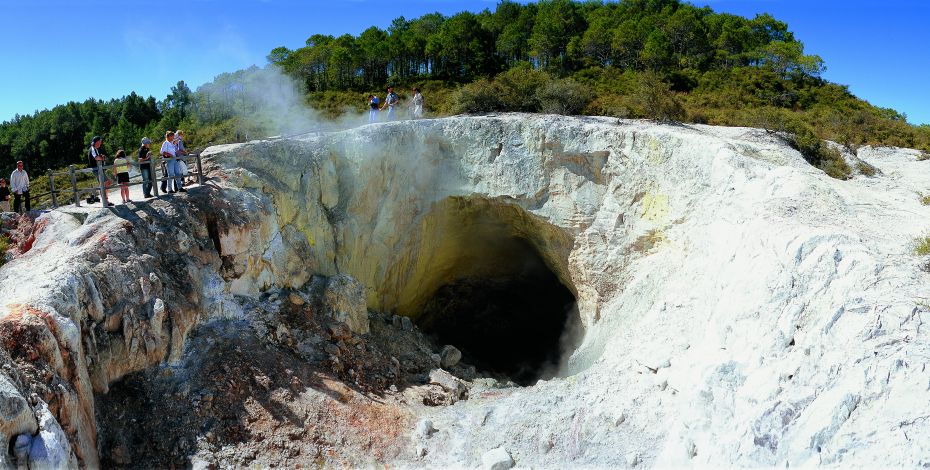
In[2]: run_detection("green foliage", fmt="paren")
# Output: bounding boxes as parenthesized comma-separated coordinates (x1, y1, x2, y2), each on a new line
(537, 78, 592, 115)
(913, 233, 930, 256)
(454, 79, 504, 114)
(0, 234, 8, 268)
(856, 161, 878, 177)
(919, 193, 930, 206)
(4, 0, 930, 185)
(631, 71, 685, 121)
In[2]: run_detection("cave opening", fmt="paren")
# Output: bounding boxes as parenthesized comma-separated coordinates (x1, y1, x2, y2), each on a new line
(410, 198, 579, 386)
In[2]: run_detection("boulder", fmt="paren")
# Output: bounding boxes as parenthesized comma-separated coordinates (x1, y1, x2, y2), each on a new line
(322, 275, 369, 335)
(440, 345, 462, 368)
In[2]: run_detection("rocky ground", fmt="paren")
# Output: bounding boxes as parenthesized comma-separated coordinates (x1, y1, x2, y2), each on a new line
(94, 281, 492, 468)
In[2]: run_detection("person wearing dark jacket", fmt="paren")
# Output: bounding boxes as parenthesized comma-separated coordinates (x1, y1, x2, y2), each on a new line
(0, 178, 10, 212)
(138, 137, 153, 197)
(87, 136, 113, 205)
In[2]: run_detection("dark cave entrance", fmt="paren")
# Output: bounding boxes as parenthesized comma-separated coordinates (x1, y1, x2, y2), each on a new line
(411, 198, 579, 386)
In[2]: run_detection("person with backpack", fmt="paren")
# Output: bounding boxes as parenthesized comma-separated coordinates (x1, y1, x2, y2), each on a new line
(380, 86, 400, 121)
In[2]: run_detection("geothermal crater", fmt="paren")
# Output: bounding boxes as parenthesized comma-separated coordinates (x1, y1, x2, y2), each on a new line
(1, 114, 929, 468)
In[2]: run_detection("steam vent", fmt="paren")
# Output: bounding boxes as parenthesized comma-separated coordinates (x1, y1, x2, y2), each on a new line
(1, 114, 930, 468)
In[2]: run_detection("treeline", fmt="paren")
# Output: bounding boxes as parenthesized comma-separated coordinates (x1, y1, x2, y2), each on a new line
(0, 82, 193, 175)
(2, 0, 929, 182)
(268, 0, 825, 90)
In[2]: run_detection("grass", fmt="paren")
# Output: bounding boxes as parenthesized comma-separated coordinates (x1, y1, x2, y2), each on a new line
(912, 233, 930, 256)
(28, 166, 100, 209)
(920, 194, 930, 206)
(856, 161, 878, 177)
(0, 234, 8, 268)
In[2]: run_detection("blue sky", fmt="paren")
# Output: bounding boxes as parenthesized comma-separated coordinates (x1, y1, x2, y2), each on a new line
(2, 0, 928, 125)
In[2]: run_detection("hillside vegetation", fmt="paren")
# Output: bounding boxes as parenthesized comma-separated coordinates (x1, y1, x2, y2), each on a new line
(2, 0, 928, 183)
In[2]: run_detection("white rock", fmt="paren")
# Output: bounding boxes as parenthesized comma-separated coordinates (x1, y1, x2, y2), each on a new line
(415, 419, 436, 438)
(481, 446, 514, 470)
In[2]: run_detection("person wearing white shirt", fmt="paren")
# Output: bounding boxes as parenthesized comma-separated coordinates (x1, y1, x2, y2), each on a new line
(160, 131, 183, 193)
(10, 160, 30, 213)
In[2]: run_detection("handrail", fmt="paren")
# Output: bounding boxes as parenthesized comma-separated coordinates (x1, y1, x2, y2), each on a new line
(35, 153, 206, 209)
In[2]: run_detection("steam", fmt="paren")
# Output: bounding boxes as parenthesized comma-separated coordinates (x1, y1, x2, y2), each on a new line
(196, 65, 378, 139)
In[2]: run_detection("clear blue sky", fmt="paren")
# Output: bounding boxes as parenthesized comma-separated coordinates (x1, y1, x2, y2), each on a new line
(2, 0, 928, 125)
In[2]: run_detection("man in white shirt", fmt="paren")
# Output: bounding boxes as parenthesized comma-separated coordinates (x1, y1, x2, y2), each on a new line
(10, 160, 30, 213)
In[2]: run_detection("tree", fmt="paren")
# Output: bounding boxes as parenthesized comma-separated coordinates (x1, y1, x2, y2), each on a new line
(530, 0, 583, 71)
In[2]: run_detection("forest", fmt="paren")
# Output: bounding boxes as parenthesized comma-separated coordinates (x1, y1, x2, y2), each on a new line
(2, 0, 928, 182)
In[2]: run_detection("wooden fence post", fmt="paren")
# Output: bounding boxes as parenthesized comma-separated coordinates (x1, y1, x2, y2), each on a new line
(196, 153, 205, 185)
(70, 165, 80, 207)
(97, 160, 108, 207)
(47, 169, 57, 208)
(152, 155, 160, 198)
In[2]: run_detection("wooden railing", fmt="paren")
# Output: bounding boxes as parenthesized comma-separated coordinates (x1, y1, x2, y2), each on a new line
(39, 153, 205, 209)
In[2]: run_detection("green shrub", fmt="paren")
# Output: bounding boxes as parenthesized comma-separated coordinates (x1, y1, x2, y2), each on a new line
(453, 79, 505, 114)
(632, 71, 685, 122)
(495, 65, 550, 111)
(536, 79, 592, 115)
(0, 235, 8, 268)
(856, 161, 878, 177)
(919, 194, 930, 205)
(913, 234, 930, 256)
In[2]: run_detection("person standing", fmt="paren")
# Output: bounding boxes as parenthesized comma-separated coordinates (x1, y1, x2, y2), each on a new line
(10, 161, 30, 213)
(0, 178, 10, 212)
(138, 137, 153, 198)
(160, 131, 182, 193)
(112, 149, 130, 203)
(381, 86, 399, 121)
(410, 87, 424, 119)
(174, 130, 189, 188)
(368, 95, 380, 123)
(87, 136, 112, 206)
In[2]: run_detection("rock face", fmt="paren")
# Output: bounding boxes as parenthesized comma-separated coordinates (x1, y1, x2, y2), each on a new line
(0, 114, 929, 468)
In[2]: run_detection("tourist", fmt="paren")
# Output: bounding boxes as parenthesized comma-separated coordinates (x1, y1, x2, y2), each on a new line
(10, 161, 30, 213)
(410, 87, 424, 119)
(113, 149, 130, 203)
(160, 131, 182, 193)
(174, 130, 189, 187)
(368, 95, 380, 123)
(87, 136, 113, 206)
(0, 178, 10, 212)
(381, 86, 399, 121)
(138, 137, 153, 198)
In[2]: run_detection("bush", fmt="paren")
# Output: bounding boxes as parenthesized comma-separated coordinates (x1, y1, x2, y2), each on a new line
(856, 161, 878, 177)
(913, 233, 930, 256)
(453, 79, 505, 114)
(0, 235, 8, 268)
(495, 65, 550, 111)
(632, 71, 685, 122)
(536, 79, 592, 115)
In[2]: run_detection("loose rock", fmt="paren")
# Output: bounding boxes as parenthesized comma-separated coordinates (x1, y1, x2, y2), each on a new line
(440, 345, 462, 368)
(481, 447, 514, 470)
